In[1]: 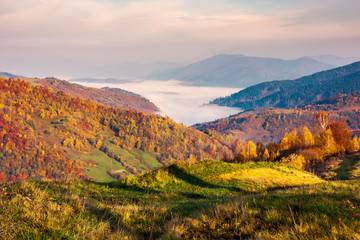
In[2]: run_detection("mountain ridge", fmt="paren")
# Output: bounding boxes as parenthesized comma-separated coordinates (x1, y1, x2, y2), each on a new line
(29, 77, 159, 114)
(211, 61, 360, 110)
(147, 54, 336, 87)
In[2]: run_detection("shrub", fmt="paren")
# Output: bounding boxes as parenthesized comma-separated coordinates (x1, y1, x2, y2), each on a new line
(280, 154, 306, 169)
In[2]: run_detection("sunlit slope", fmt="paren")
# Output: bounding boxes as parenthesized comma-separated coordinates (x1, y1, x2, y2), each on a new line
(125, 159, 323, 198)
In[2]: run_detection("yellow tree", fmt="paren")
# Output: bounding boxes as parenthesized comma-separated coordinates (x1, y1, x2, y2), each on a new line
(280, 154, 306, 169)
(288, 129, 298, 149)
(298, 126, 315, 148)
(320, 129, 337, 156)
(279, 132, 290, 151)
(95, 139, 102, 149)
(348, 135, 360, 153)
(238, 141, 257, 163)
(328, 121, 351, 152)
(262, 148, 270, 161)
(256, 140, 265, 155)
(244, 141, 258, 162)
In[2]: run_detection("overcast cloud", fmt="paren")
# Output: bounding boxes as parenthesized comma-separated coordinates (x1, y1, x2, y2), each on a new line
(1, 0, 360, 77)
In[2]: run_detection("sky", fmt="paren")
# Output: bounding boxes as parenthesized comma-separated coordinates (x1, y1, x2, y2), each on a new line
(1, 0, 360, 76)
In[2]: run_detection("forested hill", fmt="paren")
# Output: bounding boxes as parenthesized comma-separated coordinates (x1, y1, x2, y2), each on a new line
(0, 78, 235, 182)
(196, 92, 360, 143)
(27, 77, 159, 114)
(212, 61, 360, 110)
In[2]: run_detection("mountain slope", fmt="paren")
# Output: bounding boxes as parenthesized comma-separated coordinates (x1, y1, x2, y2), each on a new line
(0, 72, 23, 78)
(196, 92, 360, 143)
(0, 78, 235, 182)
(212, 61, 360, 110)
(148, 54, 335, 88)
(28, 77, 159, 113)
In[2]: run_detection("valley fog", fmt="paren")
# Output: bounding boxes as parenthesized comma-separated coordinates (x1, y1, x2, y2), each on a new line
(71, 80, 242, 125)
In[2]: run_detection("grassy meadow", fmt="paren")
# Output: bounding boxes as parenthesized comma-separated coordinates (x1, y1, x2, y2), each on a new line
(1, 159, 359, 239)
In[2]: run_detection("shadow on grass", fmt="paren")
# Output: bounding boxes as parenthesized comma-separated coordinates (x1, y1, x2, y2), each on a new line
(167, 165, 247, 194)
(331, 154, 360, 180)
(95, 181, 162, 194)
(85, 203, 143, 239)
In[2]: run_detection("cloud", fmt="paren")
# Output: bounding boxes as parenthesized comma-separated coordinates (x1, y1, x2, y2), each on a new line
(0, 0, 359, 74)
(72, 80, 242, 125)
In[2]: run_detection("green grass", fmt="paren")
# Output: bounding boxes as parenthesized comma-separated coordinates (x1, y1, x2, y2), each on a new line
(1, 159, 359, 239)
(179, 180, 360, 239)
(75, 149, 126, 182)
(106, 142, 162, 172)
(69, 141, 162, 182)
(327, 153, 360, 180)
(125, 160, 323, 199)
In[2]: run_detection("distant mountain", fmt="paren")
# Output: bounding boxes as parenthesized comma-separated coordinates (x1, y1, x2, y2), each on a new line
(212, 61, 360, 110)
(196, 92, 360, 143)
(304, 54, 360, 67)
(29, 77, 159, 114)
(70, 77, 132, 84)
(147, 54, 336, 88)
(0, 72, 23, 78)
(81, 61, 185, 78)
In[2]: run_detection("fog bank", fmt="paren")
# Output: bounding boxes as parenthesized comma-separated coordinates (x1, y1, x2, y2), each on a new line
(72, 80, 242, 126)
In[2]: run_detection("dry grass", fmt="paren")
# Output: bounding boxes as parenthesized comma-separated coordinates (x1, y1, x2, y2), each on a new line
(217, 167, 323, 187)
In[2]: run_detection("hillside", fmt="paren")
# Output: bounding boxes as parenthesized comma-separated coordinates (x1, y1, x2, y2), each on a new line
(0, 78, 235, 182)
(2, 159, 359, 239)
(126, 159, 323, 197)
(26, 77, 159, 114)
(0, 72, 23, 78)
(147, 54, 335, 88)
(196, 92, 360, 143)
(305, 54, 360, 66)
(212, 61, 360, 110)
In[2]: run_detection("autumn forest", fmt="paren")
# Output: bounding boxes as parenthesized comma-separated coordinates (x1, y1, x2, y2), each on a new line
(0, 77, 359, 183)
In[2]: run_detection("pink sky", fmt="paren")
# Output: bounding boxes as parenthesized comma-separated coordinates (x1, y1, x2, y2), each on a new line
(1, 0, 360, 76)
